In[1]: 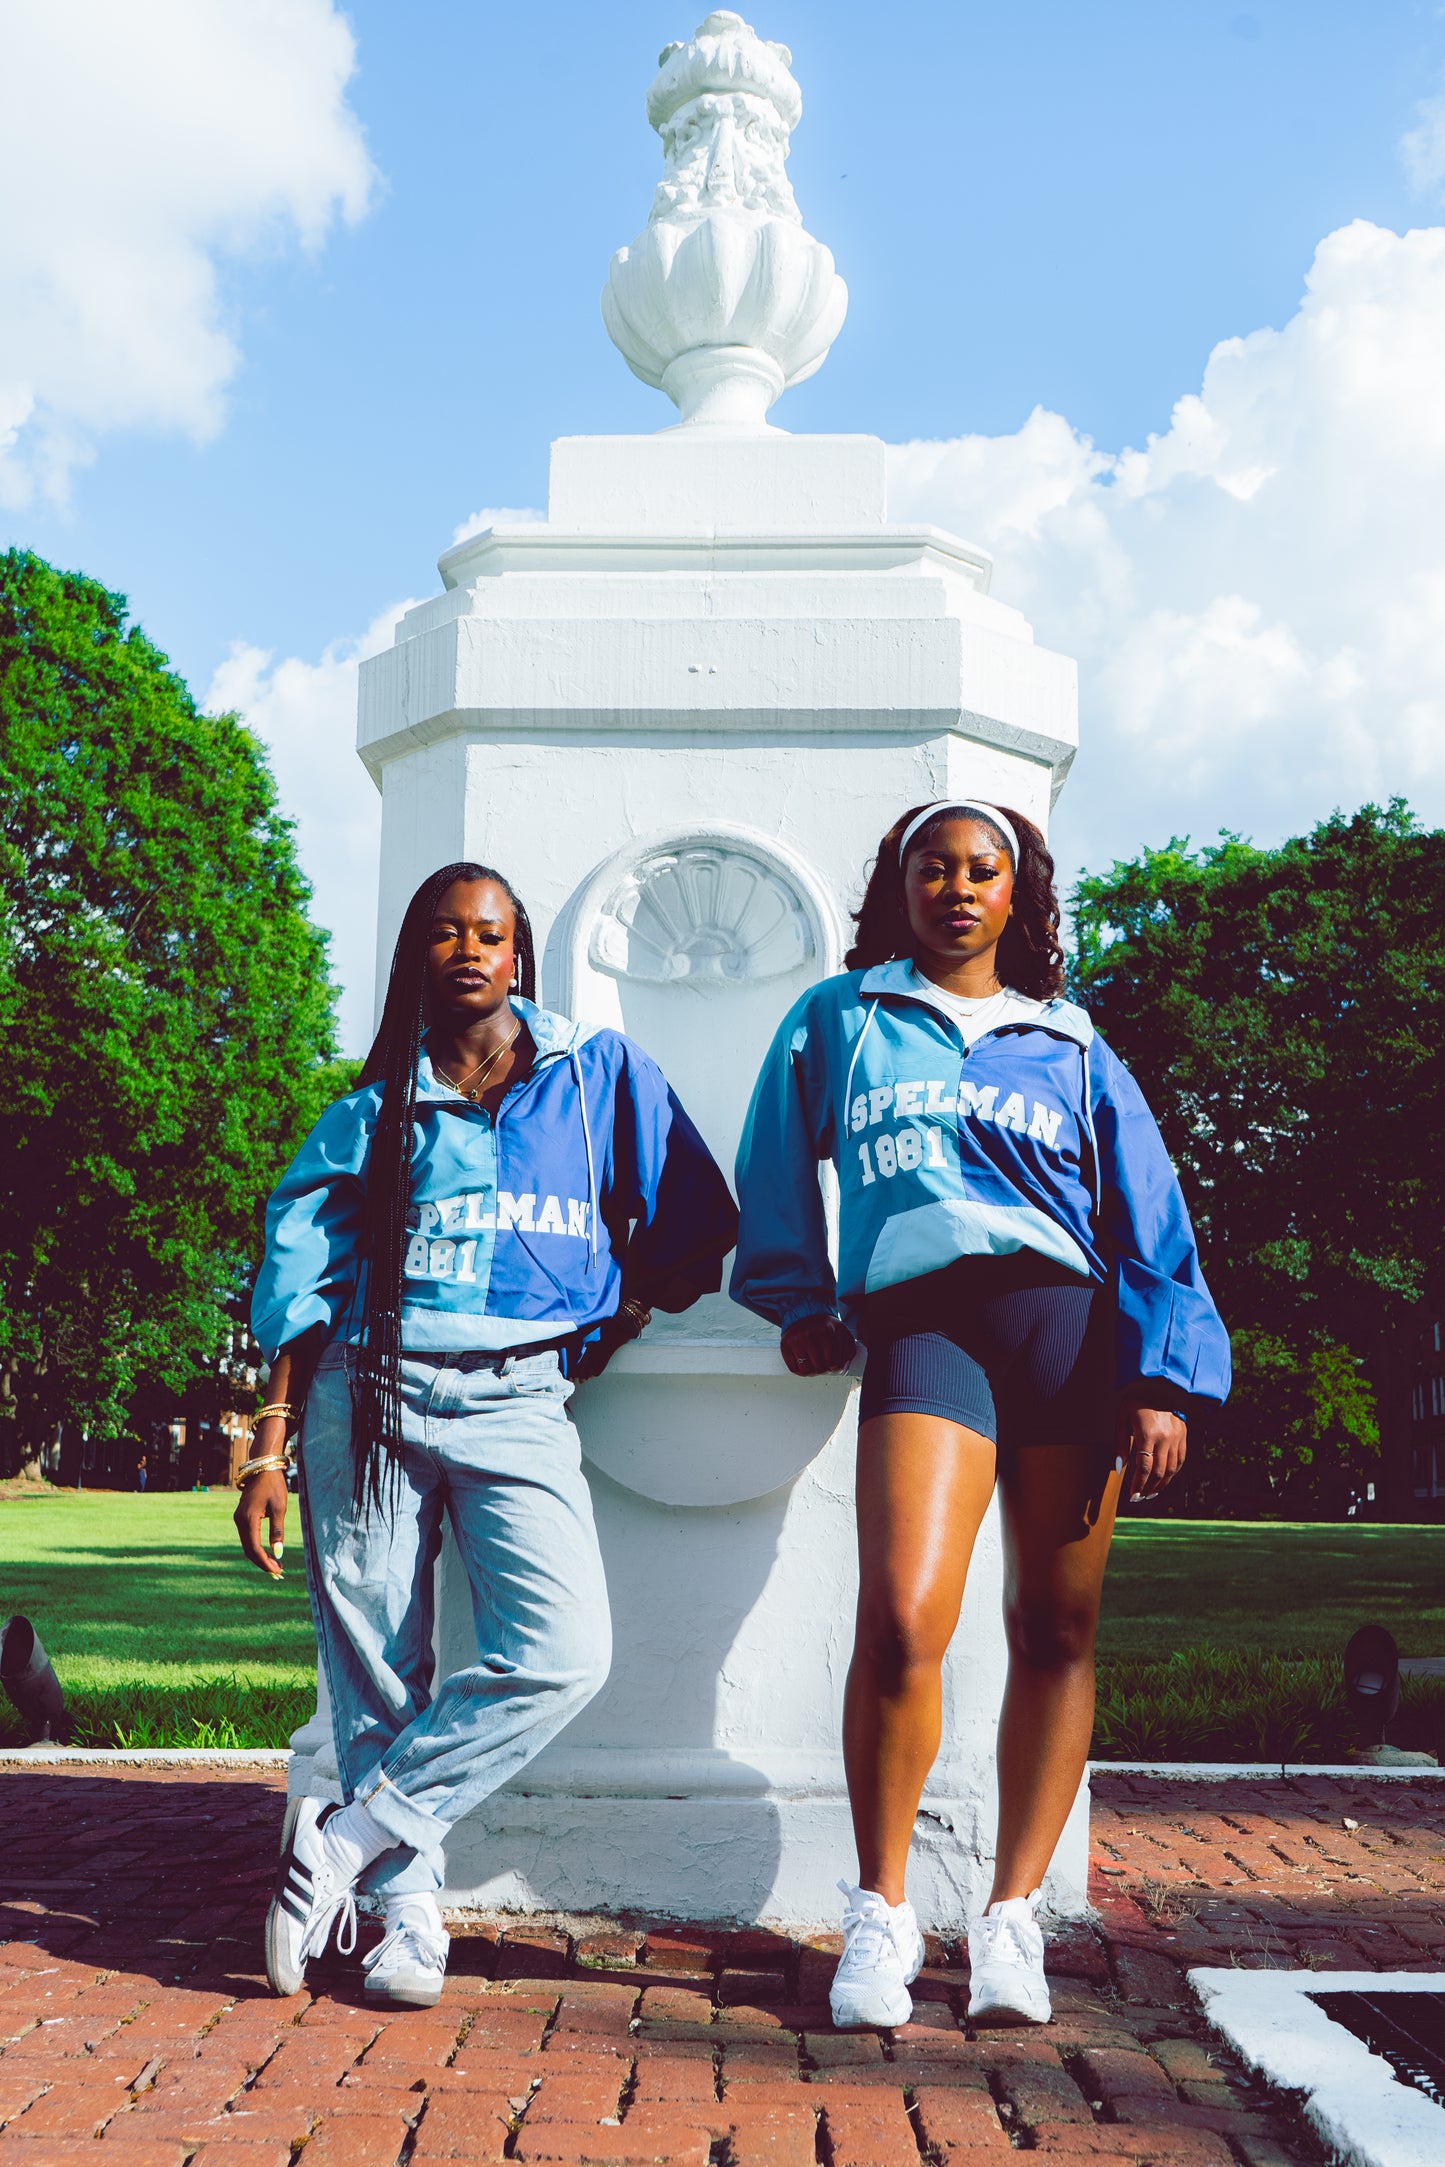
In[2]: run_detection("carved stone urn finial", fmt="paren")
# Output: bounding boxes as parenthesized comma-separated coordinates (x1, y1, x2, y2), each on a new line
(602, 11, 848, 431)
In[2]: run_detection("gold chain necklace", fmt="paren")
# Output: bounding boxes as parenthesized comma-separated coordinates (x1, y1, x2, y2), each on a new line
(435, 1022, 520, 1102)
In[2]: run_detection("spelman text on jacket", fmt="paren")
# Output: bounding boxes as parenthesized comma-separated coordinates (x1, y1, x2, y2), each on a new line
(253, 998, 739, 1362)
(730, 960, 1231, 1404)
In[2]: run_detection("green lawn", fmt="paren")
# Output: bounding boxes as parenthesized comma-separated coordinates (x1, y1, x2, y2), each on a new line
(1099, 1520, 1445, 1660)
(4, 1494, 1445, 1756)
(0, 1489, 316, 1748)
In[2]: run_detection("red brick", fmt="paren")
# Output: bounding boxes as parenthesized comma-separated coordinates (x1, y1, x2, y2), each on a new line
(528, 2070, 628, 2115)
(642, 1936, 716, 1976)
(632, 2059, 719, 2104)
(304, 2116, 407, 2167)
(638, 1986, 714, 2023)
(1147, 2042, 1218, 2086)
(1074, 2049, 1177, 2104)
(724, 2081, 815, 2104)
(577, 1930, 645, 1968)
(912, 2088, 1008, 2150)
(332, 2081, 427, 2116)
(431, 2062, 535, 2096)
(408, 2096, 514, 2158)
(0, 2081, 47, 2128)
(2, 2087, 120, 2138)
(1031, 2128, 1235, 2164)
(994, 2063, 1093, 2131)
(804, 2034, 886, 2065)
(515, 2119, 713, 2163)
(0, 2143, 191, 2166)
(1110, 1950, 1189, 2009)
(805, 2069, 907, 2090)
(728, 2132, 817, 2167)
(466, 2013, 551, 2052)
(188, 2144, 296, 2167)
(497, 1931, 573, 1980)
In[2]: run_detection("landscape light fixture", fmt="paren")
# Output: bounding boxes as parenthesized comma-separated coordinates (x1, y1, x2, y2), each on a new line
(0, 1615, 73, 1744)
(1343, 1623, 1400, 1750)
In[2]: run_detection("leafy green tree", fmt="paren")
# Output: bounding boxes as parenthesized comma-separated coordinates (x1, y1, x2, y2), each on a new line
(1070, 803, 1445, 1510)
(0, 549, 346, 1476)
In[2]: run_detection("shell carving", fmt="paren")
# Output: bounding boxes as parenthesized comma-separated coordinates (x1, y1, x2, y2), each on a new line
(590, 846, 812, 983)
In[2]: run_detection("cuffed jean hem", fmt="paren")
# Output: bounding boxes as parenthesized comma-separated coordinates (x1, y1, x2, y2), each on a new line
(356, 1765, 448, 1879)
(299, 1344, 610, 1904)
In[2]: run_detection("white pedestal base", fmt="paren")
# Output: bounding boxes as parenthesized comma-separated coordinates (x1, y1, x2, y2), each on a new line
(287, 1398, 1090, 1929)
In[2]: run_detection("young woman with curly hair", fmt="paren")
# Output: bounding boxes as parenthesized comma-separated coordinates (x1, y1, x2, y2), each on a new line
(732, 803, 1229, 2029)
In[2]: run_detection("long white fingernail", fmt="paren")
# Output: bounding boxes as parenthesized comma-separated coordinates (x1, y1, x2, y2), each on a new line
(1114, 1456, 1125, 1473)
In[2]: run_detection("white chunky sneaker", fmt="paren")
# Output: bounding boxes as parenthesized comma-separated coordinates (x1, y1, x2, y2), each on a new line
(966, 1890, 1051, 2025)
(829, 1879, 925, 2030)
(363, 1896, 450, 2008)
(265, 1797, 360, 1997)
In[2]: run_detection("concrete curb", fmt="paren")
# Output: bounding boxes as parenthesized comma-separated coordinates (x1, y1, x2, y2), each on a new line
(1095, 1760, 1445, 1778)
(0, 1747, 291, 1768)
(1192, 1967, 1445, 2167)
(5, 1750, 1441, 1778)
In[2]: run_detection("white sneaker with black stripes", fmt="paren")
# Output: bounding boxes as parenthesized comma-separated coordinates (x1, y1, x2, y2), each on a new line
(265, 1797, 360, 1997)
(363, 1895, 450, 2007)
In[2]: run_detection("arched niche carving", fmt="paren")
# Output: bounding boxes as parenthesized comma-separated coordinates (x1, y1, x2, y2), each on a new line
(549, 822, 844, 1019)
(547, 825, 851, 1509)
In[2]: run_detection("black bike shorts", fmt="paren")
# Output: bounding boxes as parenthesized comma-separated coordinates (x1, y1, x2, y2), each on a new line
(857, 1252, 1115, 1450)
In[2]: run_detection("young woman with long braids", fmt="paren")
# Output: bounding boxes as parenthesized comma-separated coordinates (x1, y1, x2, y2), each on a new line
(237, 862, 736, 2006)
(732, 803, 1229, 2028)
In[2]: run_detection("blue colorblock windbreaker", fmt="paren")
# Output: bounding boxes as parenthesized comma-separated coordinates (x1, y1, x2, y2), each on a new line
(730, 961, 1230, 1404)
(253, 998, 738, 1363)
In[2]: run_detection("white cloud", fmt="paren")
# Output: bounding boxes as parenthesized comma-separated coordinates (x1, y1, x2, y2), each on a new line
(451, 505, 546, 545)
(0, 0, 374, 507)
(886, 218, 1445, 882)
(207, 602, 419, 1056)
(1402, 89, 1445, 196)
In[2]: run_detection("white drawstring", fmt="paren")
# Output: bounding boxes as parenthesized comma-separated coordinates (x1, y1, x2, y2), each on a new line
(571, 1047, 599, 1261)
(1080, 1044, 1101, 1210)
(841, 1000, 880, 1140)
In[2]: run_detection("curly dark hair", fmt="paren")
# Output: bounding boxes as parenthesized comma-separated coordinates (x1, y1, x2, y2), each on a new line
(351, 862, 537, 1511)
(844, 802, 1065, 1000)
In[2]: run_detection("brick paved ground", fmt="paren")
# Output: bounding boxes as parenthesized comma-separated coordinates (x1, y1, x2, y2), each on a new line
(0, 1766, 1441, 2166)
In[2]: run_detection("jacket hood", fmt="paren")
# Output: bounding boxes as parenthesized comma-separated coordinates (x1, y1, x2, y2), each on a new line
(857, 959, 1095, 1048)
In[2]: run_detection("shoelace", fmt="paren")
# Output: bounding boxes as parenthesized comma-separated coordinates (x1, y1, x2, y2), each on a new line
(297, 1878, 358, 1966)
(837, 1881, 900, 1975)
(363, 1918, 448, 1976)
(977, 1906, 1038, 1969)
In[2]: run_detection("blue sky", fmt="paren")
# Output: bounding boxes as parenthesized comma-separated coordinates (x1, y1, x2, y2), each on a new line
(5, 1, 1445, 1045)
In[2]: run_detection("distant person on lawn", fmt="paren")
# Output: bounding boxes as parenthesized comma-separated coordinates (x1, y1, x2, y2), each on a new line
(237, 862, 736, 2008)
(732, 801, 1231, 2030)
(135, 1452, 147, 1494)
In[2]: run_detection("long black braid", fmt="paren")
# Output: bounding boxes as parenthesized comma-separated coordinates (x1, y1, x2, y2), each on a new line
(351, 862, 537, 1510)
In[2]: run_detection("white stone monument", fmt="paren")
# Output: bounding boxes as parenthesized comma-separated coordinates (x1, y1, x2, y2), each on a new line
(289, 9, 1086, 1927)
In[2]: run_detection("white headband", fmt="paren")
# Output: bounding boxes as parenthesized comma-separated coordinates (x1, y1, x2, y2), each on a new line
(898, 799, 1021, 867)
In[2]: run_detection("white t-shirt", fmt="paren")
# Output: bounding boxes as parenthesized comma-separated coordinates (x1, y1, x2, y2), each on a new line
(905, 964, 1047, 1046)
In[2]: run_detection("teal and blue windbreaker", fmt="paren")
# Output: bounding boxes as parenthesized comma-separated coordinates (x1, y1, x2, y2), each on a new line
(253, 998, 738, 1363)
(730, 961, 1230, 1404)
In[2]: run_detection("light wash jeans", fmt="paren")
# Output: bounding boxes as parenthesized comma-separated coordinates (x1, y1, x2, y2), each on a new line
(298, 1345, 611, 1897)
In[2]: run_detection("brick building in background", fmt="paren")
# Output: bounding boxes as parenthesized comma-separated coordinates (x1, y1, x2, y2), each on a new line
(1375, 1276, 1445, 1521)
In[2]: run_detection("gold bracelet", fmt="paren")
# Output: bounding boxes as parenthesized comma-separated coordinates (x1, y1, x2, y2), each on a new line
(255, 1401, 293, 1423)
(238, 1454, 290, 1479)
(619, 1298, 652, 1338)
